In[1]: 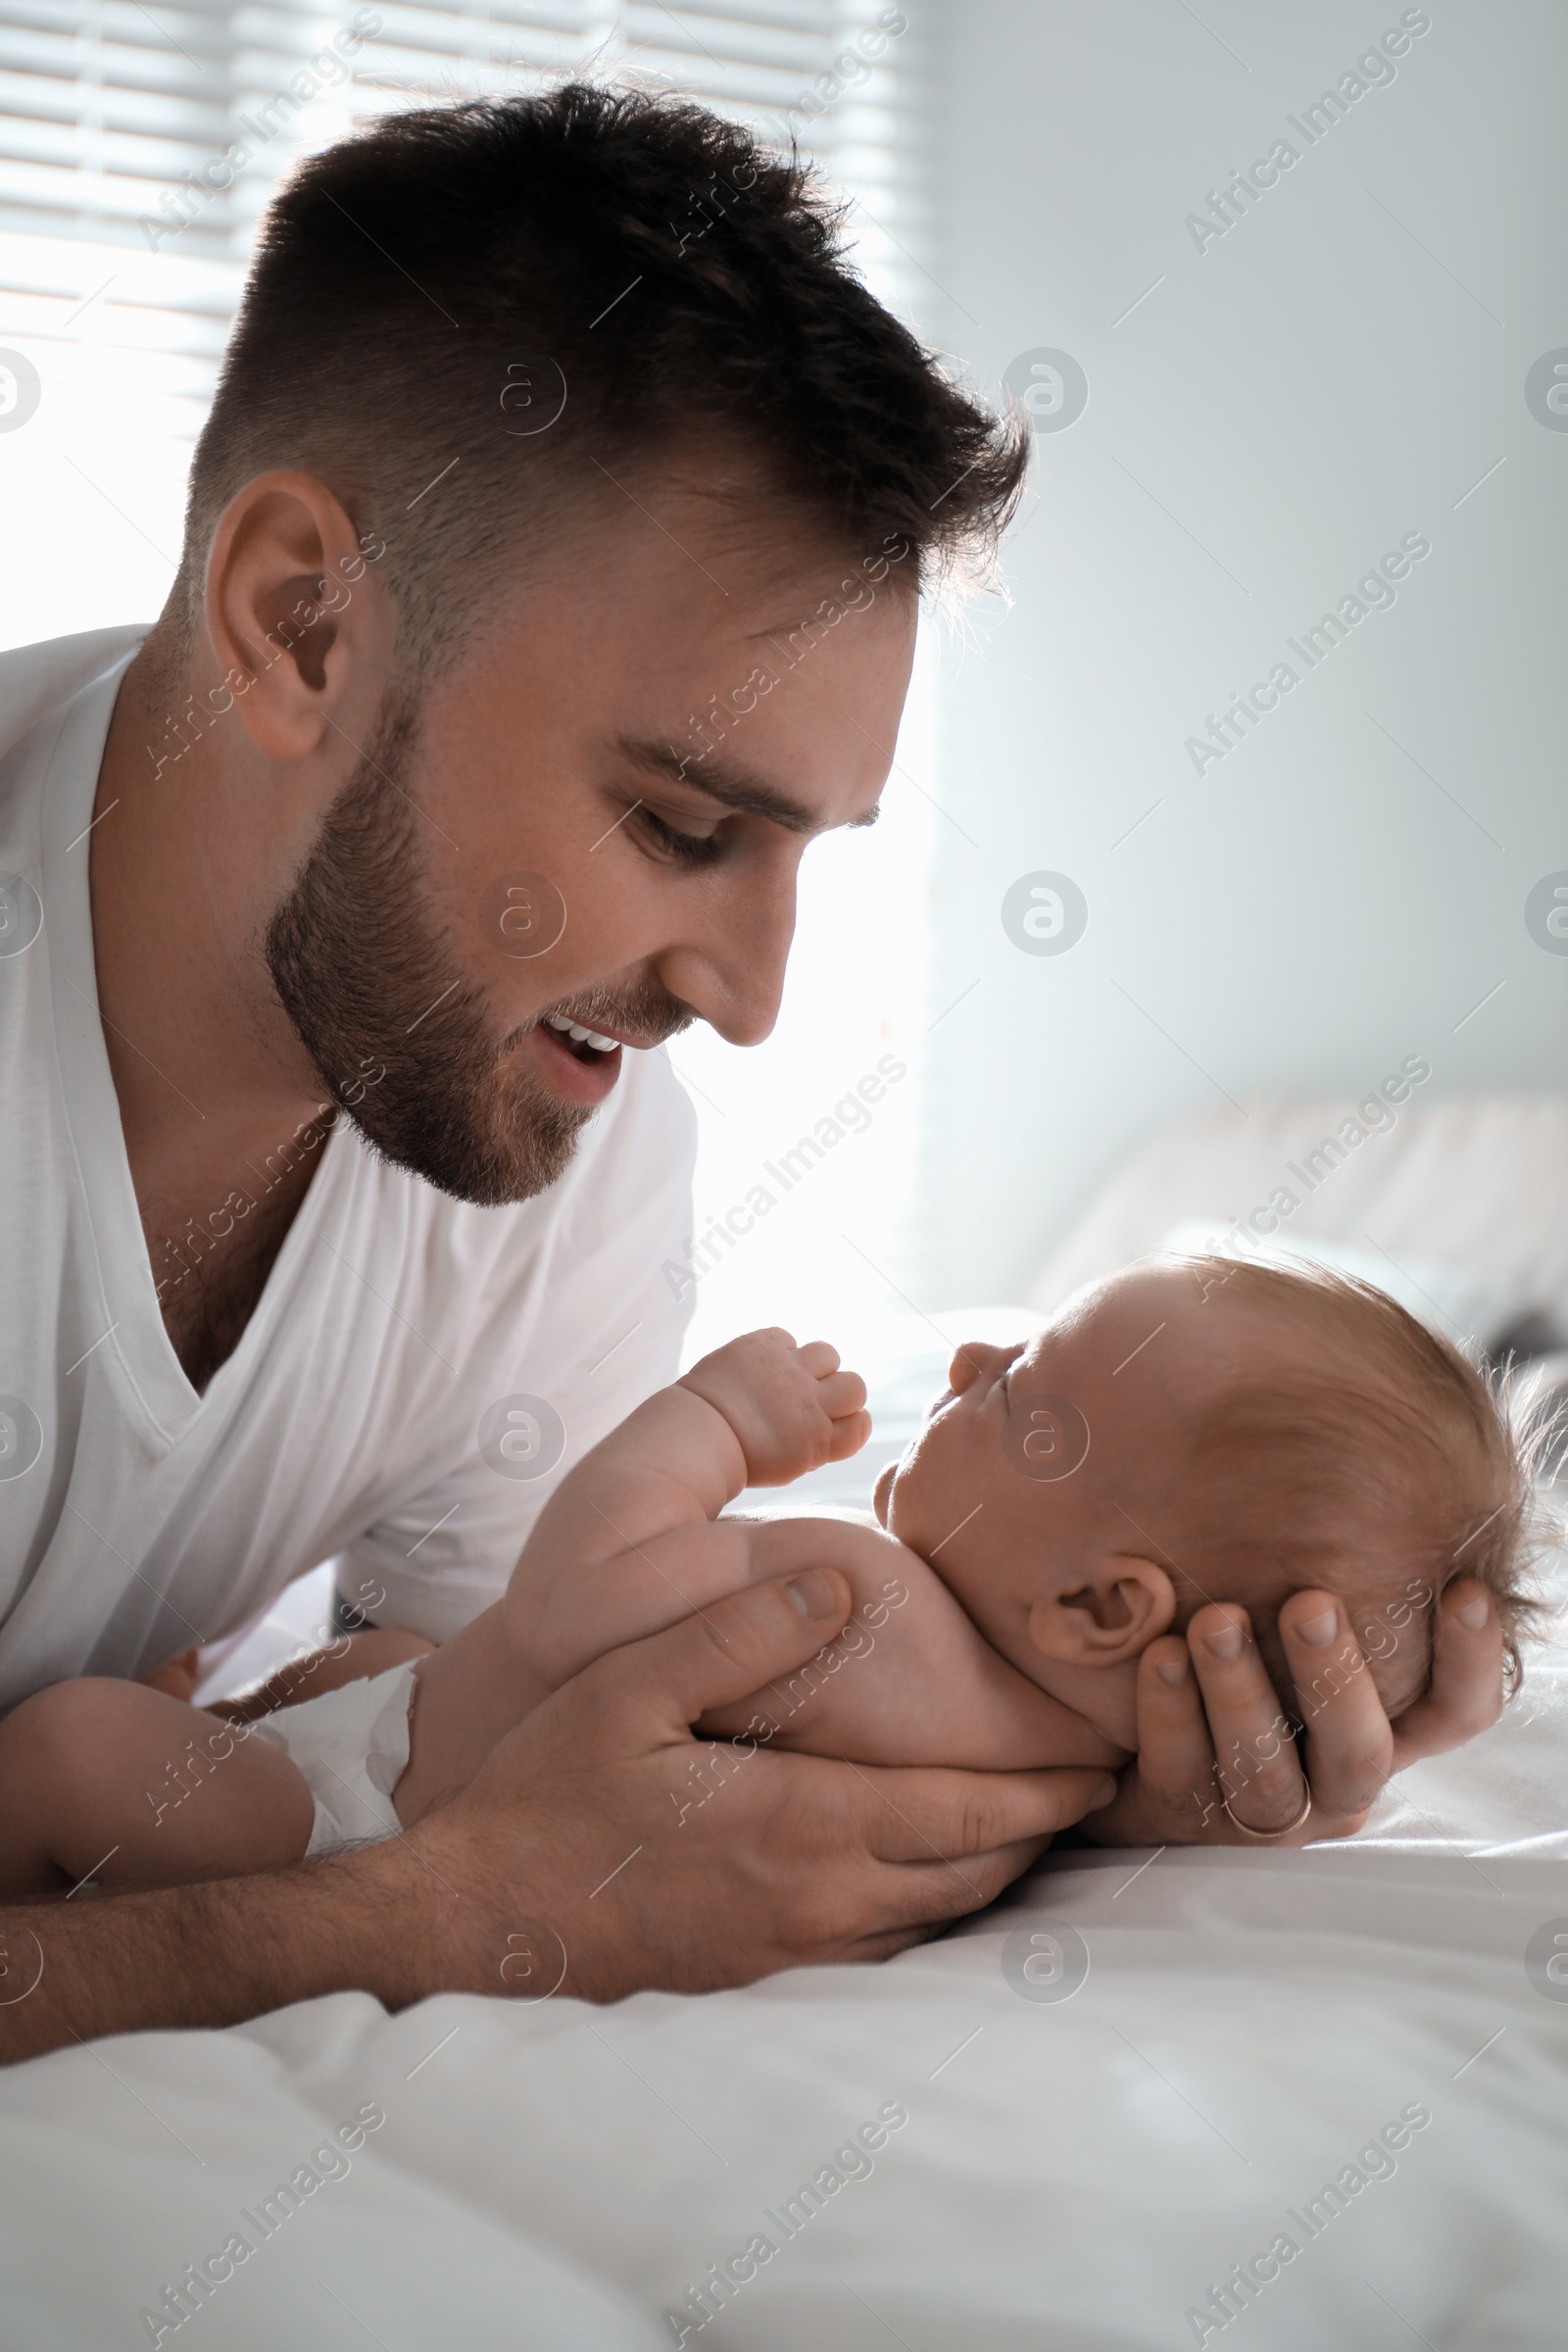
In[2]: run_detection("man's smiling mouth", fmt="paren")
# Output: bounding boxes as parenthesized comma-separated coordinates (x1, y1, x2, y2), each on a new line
(542, 1012, 620, 1059)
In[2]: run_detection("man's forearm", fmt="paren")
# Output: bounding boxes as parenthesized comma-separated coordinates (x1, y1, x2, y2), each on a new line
(0, 1840, 441, 2065)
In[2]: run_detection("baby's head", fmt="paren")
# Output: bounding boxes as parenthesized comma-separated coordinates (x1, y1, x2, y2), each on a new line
(873, 1255, 1544, 1749)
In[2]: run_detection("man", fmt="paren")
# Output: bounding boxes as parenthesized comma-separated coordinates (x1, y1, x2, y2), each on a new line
(0, 86, 1503, 2058)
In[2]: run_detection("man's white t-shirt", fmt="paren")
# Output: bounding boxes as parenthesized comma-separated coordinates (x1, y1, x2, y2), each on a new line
(0, 626, 696, 1712)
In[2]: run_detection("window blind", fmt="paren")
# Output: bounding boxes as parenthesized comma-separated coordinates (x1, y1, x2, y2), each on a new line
(0, 1, 922, 474)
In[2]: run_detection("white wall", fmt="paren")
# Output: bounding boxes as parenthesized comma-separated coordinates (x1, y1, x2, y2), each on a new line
(6, 3, 1563, 1347)
(915, 0, 1568, 1305)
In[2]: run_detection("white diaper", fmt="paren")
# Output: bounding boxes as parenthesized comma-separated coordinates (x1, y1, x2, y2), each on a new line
(247, 1660, 420, 1858)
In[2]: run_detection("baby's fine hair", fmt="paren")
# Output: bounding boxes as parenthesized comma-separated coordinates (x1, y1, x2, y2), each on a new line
(1166, 1254, 1550, 1694)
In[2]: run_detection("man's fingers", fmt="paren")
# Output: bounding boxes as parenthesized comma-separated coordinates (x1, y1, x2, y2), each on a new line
(1187, 1604, 1311, 1835)
(587, 1567, 853, 1740)
(840, 1762, 1116, 1863)
(806, 1839, 1057, 1960)
(843, 1927, 943, 1965)
(848, 1838, 1055, 1943)
(1123, 1636, 1227, 1831)
(1277, 1591, 1392, 1829)
(1391, 1576, 1505, 1770)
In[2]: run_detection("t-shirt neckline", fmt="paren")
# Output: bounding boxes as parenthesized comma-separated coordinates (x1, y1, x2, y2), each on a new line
(40, 639, 348, 1446)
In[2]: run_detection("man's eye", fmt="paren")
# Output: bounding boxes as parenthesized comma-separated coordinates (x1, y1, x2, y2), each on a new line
(638, 808, 720, 865)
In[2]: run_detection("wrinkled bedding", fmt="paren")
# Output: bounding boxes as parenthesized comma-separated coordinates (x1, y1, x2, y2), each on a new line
(9, 1272, 1566, 2349)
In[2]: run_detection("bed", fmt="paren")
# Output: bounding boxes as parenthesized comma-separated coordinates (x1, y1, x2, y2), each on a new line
(5, 1092, 1567, 2349)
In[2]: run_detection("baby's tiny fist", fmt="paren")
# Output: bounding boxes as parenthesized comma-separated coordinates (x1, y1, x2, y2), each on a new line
(682, 1328, 852, 1487)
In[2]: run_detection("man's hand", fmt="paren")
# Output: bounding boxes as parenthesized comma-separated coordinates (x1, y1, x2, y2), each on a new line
(680, 1328, 871, 1487)
(1083, 1578, 1506, 1845)
(414, 1566, 1116, 1997)
(0, 1568, 1113, 2061)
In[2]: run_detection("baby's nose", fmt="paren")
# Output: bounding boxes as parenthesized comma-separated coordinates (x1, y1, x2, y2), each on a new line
(947, 1339, 1020, 1394)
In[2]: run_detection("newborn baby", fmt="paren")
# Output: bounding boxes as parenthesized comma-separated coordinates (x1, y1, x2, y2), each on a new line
(869, 1251, 1539, 1760)
(0, 1255, 1537, 1893)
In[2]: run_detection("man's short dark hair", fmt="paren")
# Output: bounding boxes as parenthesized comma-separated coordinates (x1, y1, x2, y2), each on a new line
(180, 80, 1027, 671)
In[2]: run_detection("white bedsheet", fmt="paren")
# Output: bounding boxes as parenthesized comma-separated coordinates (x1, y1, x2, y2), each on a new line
(4, 1840, 1566, 2349)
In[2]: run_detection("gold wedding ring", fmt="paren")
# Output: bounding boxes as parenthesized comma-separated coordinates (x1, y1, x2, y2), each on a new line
(1221, 1787, 1312, 1840)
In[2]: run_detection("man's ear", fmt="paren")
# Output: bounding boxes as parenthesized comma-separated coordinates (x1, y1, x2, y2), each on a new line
(205, 468, 391, 762)
(1027, 1555, 1176, 1666)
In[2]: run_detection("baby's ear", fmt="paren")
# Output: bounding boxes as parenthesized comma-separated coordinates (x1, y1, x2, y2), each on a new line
(1027, 1556, 1177, 1666)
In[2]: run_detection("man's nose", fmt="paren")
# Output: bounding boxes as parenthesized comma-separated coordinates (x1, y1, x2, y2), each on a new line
(657, 870, 798, 1047)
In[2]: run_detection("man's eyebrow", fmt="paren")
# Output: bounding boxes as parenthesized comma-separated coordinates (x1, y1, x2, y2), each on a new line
(616, 736, 879, 833)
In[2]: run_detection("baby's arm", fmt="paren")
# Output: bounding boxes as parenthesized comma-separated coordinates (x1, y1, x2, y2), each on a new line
(396, 1332, 870, 1827)
(503, 1329, 870, 1688)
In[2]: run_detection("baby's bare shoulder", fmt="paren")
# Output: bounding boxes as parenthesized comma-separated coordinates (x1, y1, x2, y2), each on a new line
(734, 1511, 931, 1596)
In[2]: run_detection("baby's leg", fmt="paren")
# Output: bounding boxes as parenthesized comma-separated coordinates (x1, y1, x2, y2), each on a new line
(0, 1679, 315, 1897)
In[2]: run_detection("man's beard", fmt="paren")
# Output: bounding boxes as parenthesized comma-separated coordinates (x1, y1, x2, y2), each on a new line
(265, 688, 691, 1205)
